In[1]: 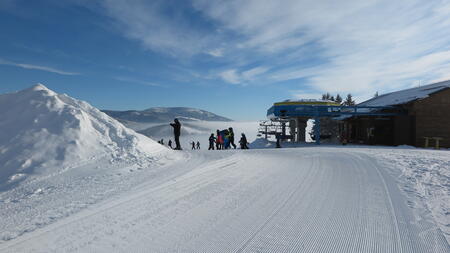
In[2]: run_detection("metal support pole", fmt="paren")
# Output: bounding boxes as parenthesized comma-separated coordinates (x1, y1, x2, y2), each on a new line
(289, 119, 296, 142)
(314, 106, 321, 145)
(315, 117, 321, 145)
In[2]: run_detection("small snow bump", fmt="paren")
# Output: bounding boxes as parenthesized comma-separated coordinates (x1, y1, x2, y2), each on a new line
(8, 173, 26, 183)
(31, 83, 49, 91)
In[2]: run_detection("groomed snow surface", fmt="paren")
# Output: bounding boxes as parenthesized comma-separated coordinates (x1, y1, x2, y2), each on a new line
(0, 85, 449, 252)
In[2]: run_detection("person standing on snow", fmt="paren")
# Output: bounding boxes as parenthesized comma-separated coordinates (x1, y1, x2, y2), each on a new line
(223, 129, 230, 149)
(239, 133, 249, 149)
(196, 141, 201, 150)
(168, 139, 173, 149)
(209, 134, 216, 150)
(191, 141, 196, 150)
(170, 118, 182, 150)
(228, 127, 237, 149)
(216, 130, 222, 150)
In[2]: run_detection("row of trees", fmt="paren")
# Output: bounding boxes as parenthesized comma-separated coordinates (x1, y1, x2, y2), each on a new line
(321, 93, 356, 106)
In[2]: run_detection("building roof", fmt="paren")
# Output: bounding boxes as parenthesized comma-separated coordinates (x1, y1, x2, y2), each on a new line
(359, 80, 450, 107)
(275, 99, 340, 106)
(281, 99, 335, 103)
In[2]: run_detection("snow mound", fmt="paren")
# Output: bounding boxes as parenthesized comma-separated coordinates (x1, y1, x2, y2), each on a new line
(0, 84, 169, 190)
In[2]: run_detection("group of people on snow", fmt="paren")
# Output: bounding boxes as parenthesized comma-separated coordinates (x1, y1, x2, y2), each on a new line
(166, 118, 249, 151)
(209, 128, 249, 150)
(191, 141, 201, 150)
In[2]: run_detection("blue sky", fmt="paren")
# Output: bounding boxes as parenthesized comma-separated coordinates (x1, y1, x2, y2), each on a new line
(1, 0, 450, 120)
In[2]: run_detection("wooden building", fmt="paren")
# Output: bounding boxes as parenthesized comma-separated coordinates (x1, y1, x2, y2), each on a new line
(341, 80, 450, 148)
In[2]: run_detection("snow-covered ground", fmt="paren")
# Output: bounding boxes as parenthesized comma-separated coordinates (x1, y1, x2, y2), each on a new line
(0, 85, 449, 252)
(364, 147, 450, 241)
(1, 147, 449, 252)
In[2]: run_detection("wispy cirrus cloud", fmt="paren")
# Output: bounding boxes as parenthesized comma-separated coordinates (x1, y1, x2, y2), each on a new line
(0, 58, 79, 75)
(206, 48, 224, 57)
(219, 66, 270, 85)
(97, 0, 450, 99)
(291, 91, 324, 101)
(98, 0, 218, 57)
(193, 0, 450, 96)
(219, 69, 240, 84)
(113, 76, 162, 87)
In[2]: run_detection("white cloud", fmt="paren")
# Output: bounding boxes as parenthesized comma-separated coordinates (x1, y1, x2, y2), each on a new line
(241, 66, 269, 80)
(113, 76, 161, 87)
(219, 69, 240, 84)
(100, 0, 216, 56)
(220, 66, 270, 84)
(291, 91, 324, 100)
(94, 0, 450, 100)
(207, 48, 224, 57)
(193, 0, 450, 98)
(0, 58, 79, 75)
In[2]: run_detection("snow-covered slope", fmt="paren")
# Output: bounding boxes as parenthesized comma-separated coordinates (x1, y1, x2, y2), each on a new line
(0, 84, 169, 190)
(103, 107, 232, 124)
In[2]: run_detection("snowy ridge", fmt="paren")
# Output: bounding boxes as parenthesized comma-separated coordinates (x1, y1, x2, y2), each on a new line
(0, 84, 169, 189)
(103, 106, 232, 124)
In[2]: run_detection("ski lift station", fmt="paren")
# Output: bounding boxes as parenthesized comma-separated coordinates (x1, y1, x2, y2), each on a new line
(262, 80, 450, 148)
(261, 99, 402, 145)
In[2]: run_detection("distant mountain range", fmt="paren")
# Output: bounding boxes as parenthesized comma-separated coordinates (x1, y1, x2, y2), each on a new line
(102, 107, 232, 124)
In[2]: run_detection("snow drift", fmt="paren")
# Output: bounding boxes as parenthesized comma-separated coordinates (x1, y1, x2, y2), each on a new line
(0, 84, 169, 190)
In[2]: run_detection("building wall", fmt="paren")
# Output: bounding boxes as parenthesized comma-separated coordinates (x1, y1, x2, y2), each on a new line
(393, 115, 415, 146)
(342, 88, 449, 147)
(343, 117, 394, 145)
(411, 88, 450, 148)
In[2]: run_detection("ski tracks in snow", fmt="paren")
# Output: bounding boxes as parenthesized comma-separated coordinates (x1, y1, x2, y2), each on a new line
(1, 148, 449, 252)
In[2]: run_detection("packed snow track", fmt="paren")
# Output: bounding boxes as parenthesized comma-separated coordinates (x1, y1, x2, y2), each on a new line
(1, 148, 449, 252)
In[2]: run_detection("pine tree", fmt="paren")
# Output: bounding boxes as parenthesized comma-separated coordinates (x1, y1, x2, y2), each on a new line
(330, 96, 335, 101)
(344, 93, 355, 106)
(374, 91, 379, 97)
(321, 93, 331, 100)
(335, 94, 343, 104)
